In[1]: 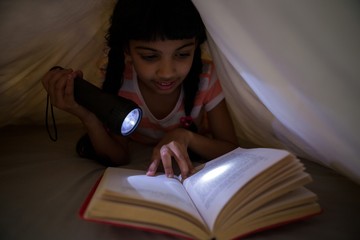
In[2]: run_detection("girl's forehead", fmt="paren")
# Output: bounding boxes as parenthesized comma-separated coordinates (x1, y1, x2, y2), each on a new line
(129, 38, 196, 51)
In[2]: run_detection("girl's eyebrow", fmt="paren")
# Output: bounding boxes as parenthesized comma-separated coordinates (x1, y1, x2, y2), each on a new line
(176, 42, 196, 50)
(134, 46, 159, 52)
(135, 42, 195, 52)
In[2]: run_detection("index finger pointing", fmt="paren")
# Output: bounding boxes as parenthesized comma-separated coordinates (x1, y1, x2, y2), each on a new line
(160, 146, 174, 178)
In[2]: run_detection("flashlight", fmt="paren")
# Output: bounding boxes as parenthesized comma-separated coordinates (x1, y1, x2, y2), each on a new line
(73, 77, 142, 136)
(49, 66, 142, 136)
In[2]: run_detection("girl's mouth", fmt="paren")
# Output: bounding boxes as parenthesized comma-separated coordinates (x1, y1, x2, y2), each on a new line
(154, 80, 176, 91)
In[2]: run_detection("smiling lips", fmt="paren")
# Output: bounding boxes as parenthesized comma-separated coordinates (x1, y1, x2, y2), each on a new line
(154, 80, 176, 91)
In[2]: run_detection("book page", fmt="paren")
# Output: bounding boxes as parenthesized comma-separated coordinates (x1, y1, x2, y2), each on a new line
(183, 147, 290, 229)
(99, 168, 204, 224)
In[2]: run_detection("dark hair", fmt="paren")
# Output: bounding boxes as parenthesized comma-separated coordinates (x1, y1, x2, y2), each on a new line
(103, 0, 207, 131)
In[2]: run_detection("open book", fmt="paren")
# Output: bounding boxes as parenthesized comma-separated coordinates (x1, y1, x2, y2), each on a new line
(80, 147, 321, 240)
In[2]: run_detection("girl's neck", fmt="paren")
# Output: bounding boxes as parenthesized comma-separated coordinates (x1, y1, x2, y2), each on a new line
(138, 80, 182, 119)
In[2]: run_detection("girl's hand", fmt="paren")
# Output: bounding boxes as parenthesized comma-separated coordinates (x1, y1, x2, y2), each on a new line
(41, 68, 93, 120)
(147, 128, 195, 179)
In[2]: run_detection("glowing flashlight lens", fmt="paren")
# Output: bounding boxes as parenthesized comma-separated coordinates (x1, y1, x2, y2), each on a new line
(121, 108, 141, 135)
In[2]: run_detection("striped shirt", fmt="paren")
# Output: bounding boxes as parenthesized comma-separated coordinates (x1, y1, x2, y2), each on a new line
(118, 61, 224, 145)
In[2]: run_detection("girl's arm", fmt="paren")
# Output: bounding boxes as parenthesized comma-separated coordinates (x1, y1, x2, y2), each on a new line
(188, 99, 238, 159)
(81, 113, 130, 165)
(41, 68, 129, 165)
(147, 99, 238, 179)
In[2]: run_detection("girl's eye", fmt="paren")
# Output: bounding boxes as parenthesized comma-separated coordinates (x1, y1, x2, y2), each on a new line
(140, 54, 159, 61)
(175, 52, 191, 59)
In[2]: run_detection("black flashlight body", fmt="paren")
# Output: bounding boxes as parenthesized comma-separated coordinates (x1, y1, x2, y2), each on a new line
(73, 77, 141, 135)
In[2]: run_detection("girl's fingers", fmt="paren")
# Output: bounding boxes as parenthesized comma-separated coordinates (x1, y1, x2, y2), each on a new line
(149, 142, 194, 179)
(45, 68, 74, 106)
(64, 71, 78, 101)
(64, 76, 74, 100)
(171, 145, 193, 179)
(160, 146, 174, 178)
(63, 70, 84, 102)
(42, 68, 92, 119)
(148, 145, 175, 178)
(53, 73, 68, 105)
(147, 151, 161, 176)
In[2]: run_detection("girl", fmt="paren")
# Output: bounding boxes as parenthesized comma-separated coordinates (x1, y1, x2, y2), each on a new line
(42, 0, 238, 179)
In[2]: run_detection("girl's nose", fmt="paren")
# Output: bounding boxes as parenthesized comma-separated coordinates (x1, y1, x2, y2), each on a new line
(157, 60, 176, 79)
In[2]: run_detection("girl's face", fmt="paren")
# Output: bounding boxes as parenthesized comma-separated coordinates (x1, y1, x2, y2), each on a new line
(125, 38, 196, 96)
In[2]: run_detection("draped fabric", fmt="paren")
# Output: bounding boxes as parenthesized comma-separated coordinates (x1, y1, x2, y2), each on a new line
(0, 0, 114, 125)
(1, 0, 359, 184)
(193, 0, 360, 184)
